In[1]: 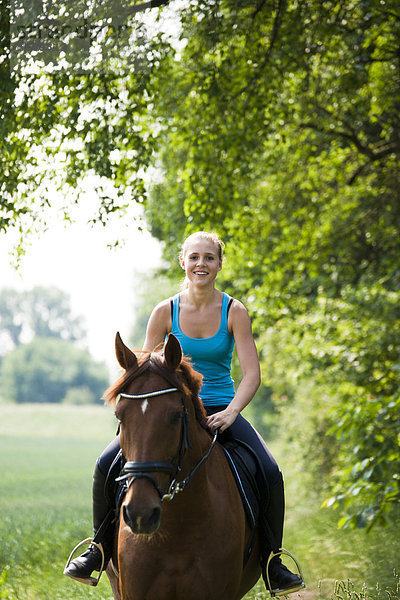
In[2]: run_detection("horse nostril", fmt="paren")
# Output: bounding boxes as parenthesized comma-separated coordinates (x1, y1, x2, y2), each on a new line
(123, 505, 132, 528)
(148, 506, 161, 530)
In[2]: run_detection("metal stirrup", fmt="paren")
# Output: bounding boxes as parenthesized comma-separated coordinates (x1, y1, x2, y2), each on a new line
(265, 547, 305, 597)
(63, 537, 105, 587)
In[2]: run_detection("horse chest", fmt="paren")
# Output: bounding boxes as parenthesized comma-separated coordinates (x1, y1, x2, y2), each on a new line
(118, 521, 244, 600)
(119, 552, 238, 600)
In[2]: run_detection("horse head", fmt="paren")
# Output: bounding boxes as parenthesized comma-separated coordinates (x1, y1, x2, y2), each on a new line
(108, 332, 205, 536)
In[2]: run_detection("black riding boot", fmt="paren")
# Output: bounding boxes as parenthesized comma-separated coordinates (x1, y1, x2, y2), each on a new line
(260, 472, 304, 595)
(64, 462, 115, 586)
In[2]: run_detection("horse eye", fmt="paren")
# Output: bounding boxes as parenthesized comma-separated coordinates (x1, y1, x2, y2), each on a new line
(170, 411, 182, 427)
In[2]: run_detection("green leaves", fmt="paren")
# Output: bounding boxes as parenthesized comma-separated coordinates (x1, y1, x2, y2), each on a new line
(1, 0, 399, 527)
(1, 1, 164, 237)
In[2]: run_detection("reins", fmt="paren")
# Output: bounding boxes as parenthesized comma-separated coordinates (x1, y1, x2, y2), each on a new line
(116, 384, 218, 502)
(163, 428, 218, 502)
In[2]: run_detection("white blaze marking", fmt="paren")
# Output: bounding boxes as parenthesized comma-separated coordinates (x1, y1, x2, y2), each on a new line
(141, 400, 149, 414)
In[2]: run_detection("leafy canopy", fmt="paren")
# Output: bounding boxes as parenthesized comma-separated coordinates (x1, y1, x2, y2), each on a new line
(143, 0, 400, 529)
(1, 0, 399, 527)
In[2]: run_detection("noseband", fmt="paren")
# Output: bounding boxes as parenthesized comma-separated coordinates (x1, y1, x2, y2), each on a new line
(116, 387, 218, 502)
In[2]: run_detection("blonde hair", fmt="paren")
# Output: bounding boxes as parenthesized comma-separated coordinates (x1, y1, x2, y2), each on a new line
(179, 231, 225, 263)
(179, 231, 225, 289)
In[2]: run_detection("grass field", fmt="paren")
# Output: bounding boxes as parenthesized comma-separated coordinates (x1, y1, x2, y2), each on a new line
(0, 403, 399, 600)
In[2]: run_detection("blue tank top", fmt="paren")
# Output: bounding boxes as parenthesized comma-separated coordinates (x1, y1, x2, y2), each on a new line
(171, 292, 235, 407)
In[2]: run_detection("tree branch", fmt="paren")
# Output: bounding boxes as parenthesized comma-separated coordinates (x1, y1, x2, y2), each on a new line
(257, 0, 287, 72)
(125, 0, 171, 15)
(347, 162, 368, 185)
(233, 0, 287, 98)
(299, 121, 399, 164)
(251, 0, 269, 21)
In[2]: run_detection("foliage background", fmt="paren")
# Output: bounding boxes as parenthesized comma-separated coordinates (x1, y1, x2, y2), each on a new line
(141, 0, 400, 530)
(0, 287, 109, 404)
(1, 0, 399, 559)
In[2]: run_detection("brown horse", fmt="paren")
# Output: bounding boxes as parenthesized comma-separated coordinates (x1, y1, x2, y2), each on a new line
(103, 332, 261, 600)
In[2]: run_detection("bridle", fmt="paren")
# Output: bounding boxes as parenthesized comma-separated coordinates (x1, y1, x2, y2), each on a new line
(115, 386, 218, 503)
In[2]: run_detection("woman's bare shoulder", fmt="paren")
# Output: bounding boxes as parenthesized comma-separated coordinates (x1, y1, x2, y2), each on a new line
(152, 297, 173, 315)
(142, 297, 174, 351)
(229, 297, 250, 317)
(227, 297, 252, 333)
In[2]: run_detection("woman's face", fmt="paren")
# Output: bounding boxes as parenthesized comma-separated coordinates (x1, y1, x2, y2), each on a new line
(180, 238, 222, 286)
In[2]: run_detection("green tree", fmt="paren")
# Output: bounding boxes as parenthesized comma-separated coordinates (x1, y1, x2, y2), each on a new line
(0, 337, 109, 403)
(1, 0, 171, 238)
(0, 286, 84, 355)
(2, 0, 399, 528)
(141, 0, 400, 529)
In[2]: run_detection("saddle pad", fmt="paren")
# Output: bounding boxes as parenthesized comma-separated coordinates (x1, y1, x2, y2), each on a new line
(221, 442, 260, 526)
(221, 442, 261, 566)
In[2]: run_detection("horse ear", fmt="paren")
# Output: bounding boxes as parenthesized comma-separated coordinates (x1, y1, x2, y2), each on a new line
(164, 333, 182, 371)
(115, 332, 138, 370)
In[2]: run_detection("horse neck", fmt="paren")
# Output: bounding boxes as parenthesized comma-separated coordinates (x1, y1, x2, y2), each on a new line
(182, 401, 216, 487)
(169, 408, 227, 524)
(188, 411, 210, 457)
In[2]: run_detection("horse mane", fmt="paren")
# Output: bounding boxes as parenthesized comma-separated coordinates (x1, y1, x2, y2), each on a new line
(103, 351, 208, 430)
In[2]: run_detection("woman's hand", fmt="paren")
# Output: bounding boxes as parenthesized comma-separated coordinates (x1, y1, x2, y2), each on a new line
(206, 407, 239, 433)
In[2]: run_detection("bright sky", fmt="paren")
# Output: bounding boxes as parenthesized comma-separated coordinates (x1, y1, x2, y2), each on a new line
(0, 188, 162, 376)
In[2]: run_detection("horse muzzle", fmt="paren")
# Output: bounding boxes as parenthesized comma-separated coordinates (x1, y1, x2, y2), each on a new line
(122, 478, 163, 535)
(117, 461, 174, 534)
(122, 502, 162, 534)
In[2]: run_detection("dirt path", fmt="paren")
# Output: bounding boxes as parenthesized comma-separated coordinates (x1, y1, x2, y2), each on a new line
(293, 588, 320, 600)
(292, 579, 338, 600)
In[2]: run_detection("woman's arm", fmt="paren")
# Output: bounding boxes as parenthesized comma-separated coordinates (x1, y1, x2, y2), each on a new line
(142, 299, 172, 352)
(206, 300, 261, 432)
